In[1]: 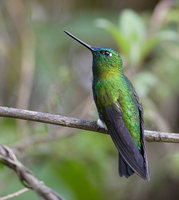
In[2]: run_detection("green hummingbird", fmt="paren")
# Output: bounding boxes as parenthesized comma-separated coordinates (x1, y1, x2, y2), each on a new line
(64, 30, 150, 180)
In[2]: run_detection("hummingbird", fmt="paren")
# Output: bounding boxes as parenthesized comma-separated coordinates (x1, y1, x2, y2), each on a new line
(64, 30, 150, 180)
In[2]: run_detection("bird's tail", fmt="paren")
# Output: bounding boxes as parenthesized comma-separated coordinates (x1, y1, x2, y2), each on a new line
(118, 154, 134, 178)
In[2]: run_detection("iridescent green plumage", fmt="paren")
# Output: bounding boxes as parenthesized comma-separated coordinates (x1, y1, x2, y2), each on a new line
(92, 48, 141, 149)
(64, 30, 149, 180)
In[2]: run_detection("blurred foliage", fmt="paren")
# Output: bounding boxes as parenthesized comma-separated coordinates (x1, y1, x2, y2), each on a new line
(0, 0, 179, 200)
(95, 9, 178, 67)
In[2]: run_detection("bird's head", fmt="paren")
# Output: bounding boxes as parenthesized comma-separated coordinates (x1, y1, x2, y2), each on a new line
(64, 30, 123, 77)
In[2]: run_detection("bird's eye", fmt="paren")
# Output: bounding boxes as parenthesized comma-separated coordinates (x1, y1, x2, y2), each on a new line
(101, 51, 112, 57)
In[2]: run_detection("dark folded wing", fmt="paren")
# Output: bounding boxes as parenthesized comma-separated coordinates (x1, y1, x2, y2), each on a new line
(133, 93, 150, 180)
(103, 102, 148, 179)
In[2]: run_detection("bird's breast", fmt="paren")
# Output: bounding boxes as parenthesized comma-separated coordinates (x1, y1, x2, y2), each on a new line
(93, 79, 120, 108)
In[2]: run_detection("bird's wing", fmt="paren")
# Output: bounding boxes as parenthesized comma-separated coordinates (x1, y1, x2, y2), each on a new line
(102, 99, 148, 179)
(133, 92, 150, 180)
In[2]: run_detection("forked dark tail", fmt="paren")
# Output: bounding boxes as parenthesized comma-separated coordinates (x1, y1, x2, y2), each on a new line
(118, 154, 134, 178)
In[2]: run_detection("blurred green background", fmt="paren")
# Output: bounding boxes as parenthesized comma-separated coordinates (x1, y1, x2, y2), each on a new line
(0, 0, 179, 199)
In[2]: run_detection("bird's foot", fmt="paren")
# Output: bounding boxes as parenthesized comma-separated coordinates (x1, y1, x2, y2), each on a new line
(97, 119, 108, 130)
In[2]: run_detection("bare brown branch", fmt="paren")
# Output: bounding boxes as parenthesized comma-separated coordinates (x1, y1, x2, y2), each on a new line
(0, 144, 63, 200)
(0, 106, 178, 143)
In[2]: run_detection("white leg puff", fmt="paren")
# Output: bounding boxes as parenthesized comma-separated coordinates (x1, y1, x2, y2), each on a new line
(97, 119, 108, 130)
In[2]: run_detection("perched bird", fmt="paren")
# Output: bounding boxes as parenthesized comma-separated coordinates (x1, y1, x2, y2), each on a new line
(64, 30, 150, 180)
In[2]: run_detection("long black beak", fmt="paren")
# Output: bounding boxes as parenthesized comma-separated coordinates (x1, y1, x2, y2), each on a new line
(64, 30, 94, 51)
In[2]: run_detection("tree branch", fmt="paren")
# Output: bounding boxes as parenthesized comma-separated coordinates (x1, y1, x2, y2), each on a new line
(0, 144, 63, 200)
(0, 106, 178, 143)
(0, 188, 29, 200)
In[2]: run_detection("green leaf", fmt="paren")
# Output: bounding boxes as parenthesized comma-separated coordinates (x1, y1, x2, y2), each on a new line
(156, 30, 178, 41)
(95, 19, 130, 55)
(118, 9, 146, 44)
(141, 30, 178, 61)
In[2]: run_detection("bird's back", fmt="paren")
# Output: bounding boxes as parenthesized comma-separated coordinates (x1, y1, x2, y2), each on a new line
(117, 75, 141, 150)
